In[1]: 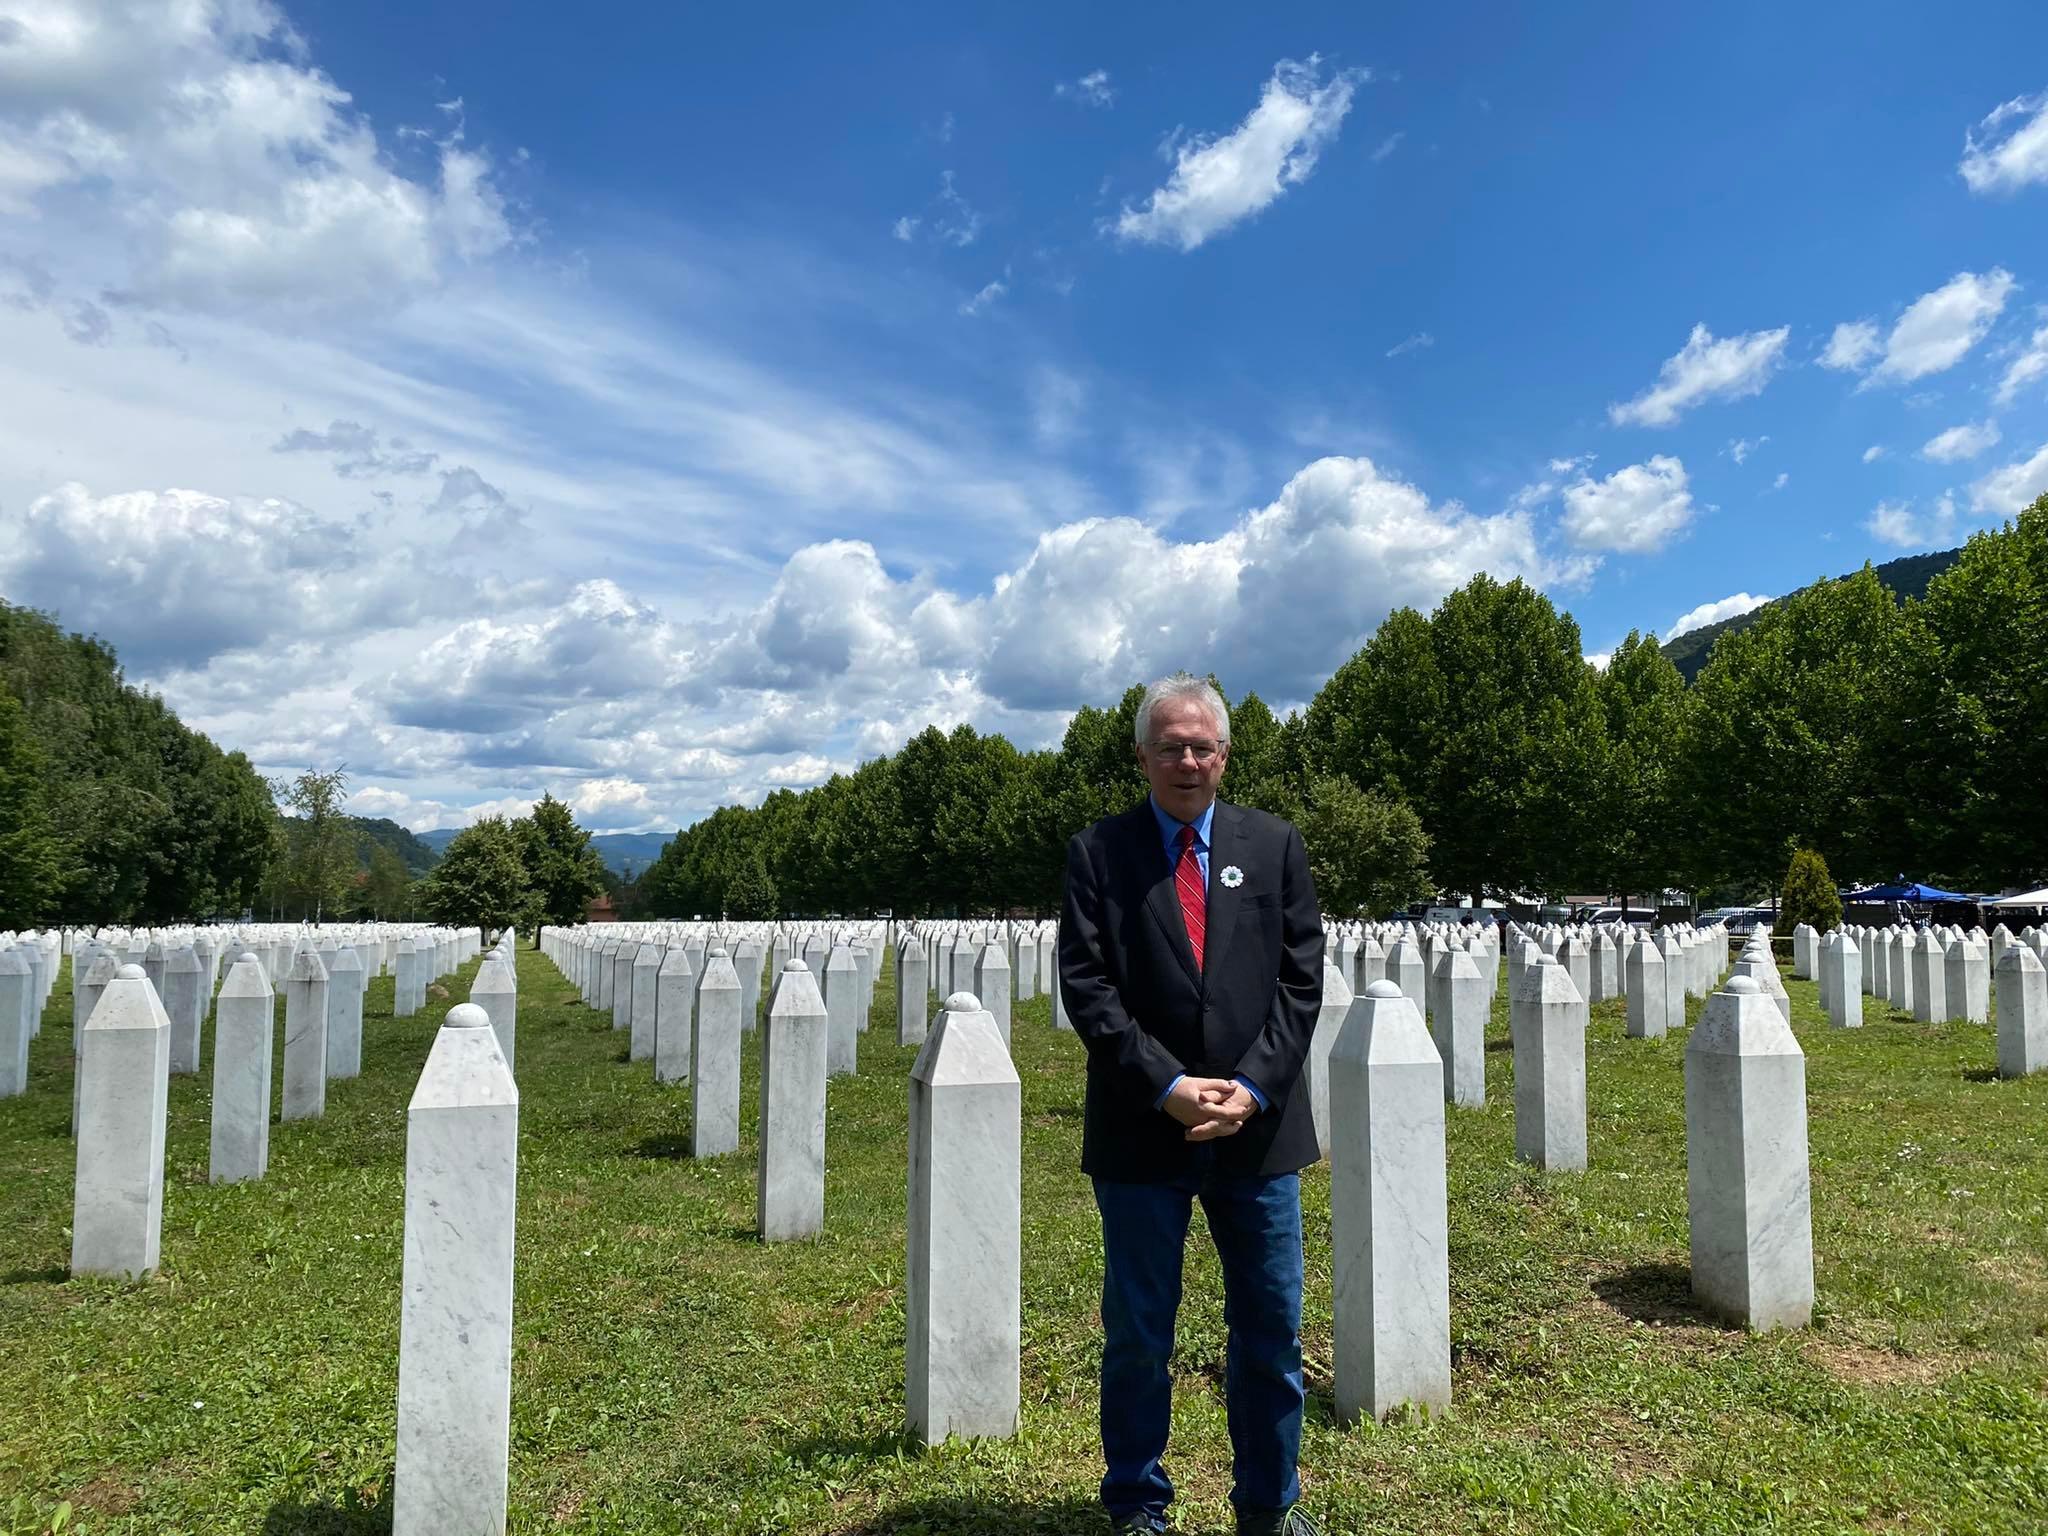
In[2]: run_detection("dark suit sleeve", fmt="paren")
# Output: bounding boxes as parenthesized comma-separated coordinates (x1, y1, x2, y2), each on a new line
(1059, 829, 1185, 1106)
(1230, 822, 1323, 1108)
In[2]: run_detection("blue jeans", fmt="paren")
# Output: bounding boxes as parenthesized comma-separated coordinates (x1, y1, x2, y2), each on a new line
(1094, 1160, 1304, 1520)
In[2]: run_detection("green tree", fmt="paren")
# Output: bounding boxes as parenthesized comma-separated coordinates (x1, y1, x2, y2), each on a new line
(1685, 567, 1910, 888)
(416, 817, 535, 942)
(725, 850, 780, 919)
(362, 843, 415, 920)
(1299, 775, 1433, 918)
(1592, 632, 1692, 903)
(515, 792, 607, 941)
(273, 767, 355, 921)
(1909, 495, 2048, 887)
(0, 690, 61, 927)
(1779, 848, 1844, 934)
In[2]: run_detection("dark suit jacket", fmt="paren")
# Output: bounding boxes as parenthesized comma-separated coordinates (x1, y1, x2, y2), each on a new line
(1058, 797, 1325, 1181)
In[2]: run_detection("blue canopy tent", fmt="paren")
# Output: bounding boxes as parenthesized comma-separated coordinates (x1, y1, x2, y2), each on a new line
(1845, 881, 1972, 903)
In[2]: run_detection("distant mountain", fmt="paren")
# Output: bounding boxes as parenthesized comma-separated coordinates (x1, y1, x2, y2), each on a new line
(1660, 547, 1963, 683)
(351, 815, 441, 875)
(416, 824, 671, 878)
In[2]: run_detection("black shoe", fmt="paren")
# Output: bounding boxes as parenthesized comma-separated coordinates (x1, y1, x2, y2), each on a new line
(1236, 1506, 1324, 1536)
(1109, 1514, 1169, 1535)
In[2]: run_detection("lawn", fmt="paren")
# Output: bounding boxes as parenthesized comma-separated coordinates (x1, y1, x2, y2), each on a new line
(1, 942, 2044, 1535)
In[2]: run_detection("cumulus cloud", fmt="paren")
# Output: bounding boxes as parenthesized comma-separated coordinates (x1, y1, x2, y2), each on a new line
(0, 0, 515, 313)
(1959, 90, 2048, 194)
(0, 480, 465, 669)
(1970, 440, 2048, 515)
(1995, 324, 2048, 405)
(1113, 57, 1361, 252)
(1820, 320, 1880, 372)
(1867, 494, 1961, 550)
(1559, 457, 1696, 553)
(1608, 324, 1789, 427)
(1055, 70, 1115, 108)
(1828, 270, 2017, 385)
(1862, 444, 1887, 463)
(1921, 420, 2001, 463)
(1669, 592, 1770, 638)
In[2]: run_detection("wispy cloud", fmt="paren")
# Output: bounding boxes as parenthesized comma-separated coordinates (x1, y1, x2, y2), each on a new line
(1112, 57, 1362, 252)
(1371, 131, 1404, 163)
(1385, 331, 1433, 358)
(1959, 90, 2048, 194)
(1055, 70, 1116, 108)
(1609, 324, 1789, 427)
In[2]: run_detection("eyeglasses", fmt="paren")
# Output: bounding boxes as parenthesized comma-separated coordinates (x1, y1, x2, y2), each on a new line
(1145, 740, 1223, 763)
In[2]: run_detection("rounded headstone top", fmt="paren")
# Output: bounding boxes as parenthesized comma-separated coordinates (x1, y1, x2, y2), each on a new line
(1725, 975, 1760, 995)
(1365, 978, 1403, 999)
(444, 1002, 491, 1029)
(117, 963, 146, 980)
(783, 958, 809, 972)
(710, 946, 729, 958)
(944, 991, 981, 1012)
(1538, 952, 1560, 966)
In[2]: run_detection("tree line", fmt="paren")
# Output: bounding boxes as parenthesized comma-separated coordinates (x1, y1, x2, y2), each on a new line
(638, 496, 2048, 921)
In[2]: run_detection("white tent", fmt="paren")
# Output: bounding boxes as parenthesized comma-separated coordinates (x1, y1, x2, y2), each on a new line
(1988, 887, 2048, 907)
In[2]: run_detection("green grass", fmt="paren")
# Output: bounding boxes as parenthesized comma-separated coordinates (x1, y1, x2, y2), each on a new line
(1, 946, 2044, 1535)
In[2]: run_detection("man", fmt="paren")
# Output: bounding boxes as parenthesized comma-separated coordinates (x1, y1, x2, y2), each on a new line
(1058, 672, 1325, 1536)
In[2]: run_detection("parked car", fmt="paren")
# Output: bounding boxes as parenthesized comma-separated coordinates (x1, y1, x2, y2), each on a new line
(1584, 906, 1657, 927)
(1696, 906, 1752, 928)
(1722, 907, 1777, 935)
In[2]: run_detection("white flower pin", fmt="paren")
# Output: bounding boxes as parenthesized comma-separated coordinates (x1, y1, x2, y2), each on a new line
(1219, 865, 1245, 889)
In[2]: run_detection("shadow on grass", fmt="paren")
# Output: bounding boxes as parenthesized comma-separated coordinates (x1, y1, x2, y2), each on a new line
(629, 1134, 693, 1160)
(1591, 1260, 1738, 1330)
(835, 1493, 1103, 1534)
(1961, 1067, 2003, 1083)
(259, 1488, 392, 1534)
(1, 1264, 69, 1285)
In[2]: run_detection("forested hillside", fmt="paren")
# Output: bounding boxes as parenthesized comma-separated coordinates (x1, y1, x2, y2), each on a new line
(353, 817, 441, 876)
(0, 601, 277, 926)
(1660, 548, 1963, 681)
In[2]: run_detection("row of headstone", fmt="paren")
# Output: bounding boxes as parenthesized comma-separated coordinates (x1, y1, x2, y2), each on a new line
(66, 925, 480, 1278)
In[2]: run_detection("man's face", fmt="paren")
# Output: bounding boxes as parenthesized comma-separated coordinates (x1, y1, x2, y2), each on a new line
(1136, 695, 1229, 823)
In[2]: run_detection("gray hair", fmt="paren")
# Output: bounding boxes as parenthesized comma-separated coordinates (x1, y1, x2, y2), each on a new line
(1134, 672, 1231, 745)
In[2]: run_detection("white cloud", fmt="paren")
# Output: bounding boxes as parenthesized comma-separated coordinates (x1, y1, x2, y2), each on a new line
(1055, 70, 1115, 108)
(1820, 320, 1881, 372)
(1113, 57, 1361, 252)
(1995, 324, 2048, 404)
(1725, 436, 1768, 465)
(1959, 90, 2048, 194)
(1584, 651, 1611, 672)
(1385, 331, 1433, 358)
(1370, 131, 1403, 163)
(0, 480, 474, 669)
(1838, 270, 2019, 384)
(1862, 444, 1887, 463)
(895, 171, 981, 248)
(1608, 324, 1789, 427)
(1921, 419, 2002, 463)
(1560, 456, 1696, 553)
(1866, 493, 1961, 550)
(0, 0, 514, 314)
(1669, 592, 1770, 638)
(1771, 471, 1789, 491)
(1971, 440, 2048, 515)
(958, 277, 1007, 317)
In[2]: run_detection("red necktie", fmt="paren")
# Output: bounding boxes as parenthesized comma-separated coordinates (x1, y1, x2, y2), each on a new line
(1174, 823, 1206, 971)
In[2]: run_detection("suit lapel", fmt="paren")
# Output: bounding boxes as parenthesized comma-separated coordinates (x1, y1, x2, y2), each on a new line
(1134, 803, 1203, 988)
(1201, 802, 1246, 985)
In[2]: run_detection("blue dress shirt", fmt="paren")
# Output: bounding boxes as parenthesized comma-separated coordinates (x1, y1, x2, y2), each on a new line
(1147, 795, 1267, 1115)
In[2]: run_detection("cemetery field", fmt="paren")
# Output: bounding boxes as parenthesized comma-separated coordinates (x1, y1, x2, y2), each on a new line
(2, 951, 2046, 1535)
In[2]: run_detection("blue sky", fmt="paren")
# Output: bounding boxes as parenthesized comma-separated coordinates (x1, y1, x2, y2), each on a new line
(3, 2, 2047, 832)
